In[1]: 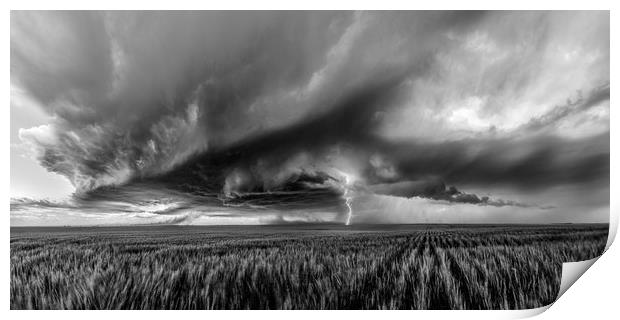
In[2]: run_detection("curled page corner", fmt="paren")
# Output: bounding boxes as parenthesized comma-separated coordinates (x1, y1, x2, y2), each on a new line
(554, 215, 615, 304)
(522, 256, 604, 318)
(556, 257, 600, 301)
(506, 305, 551, 319)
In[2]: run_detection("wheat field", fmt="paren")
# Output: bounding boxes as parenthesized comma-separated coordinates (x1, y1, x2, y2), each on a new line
(10, 224, 607, 310)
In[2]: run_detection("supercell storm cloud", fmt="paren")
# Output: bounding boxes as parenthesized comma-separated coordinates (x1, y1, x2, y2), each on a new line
(10, 11, 609, 225)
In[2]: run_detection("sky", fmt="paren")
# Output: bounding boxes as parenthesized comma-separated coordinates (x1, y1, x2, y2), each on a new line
(10, 11, 609, 226)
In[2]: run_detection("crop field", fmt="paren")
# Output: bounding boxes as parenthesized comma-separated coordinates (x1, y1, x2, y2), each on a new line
(10, 224, 608, 310)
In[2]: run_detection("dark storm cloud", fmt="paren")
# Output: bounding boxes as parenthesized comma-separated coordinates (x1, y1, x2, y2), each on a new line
(151, 89, 607, 208)
(12, 10, 609, 215)
(366, 179, 548, 208)
(12, 11, 345, 189)
(13, 11, 490, 191)
(374, 132, 609, 190)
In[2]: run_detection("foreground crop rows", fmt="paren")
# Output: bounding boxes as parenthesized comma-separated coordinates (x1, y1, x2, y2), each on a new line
(10, 224, 608, 309)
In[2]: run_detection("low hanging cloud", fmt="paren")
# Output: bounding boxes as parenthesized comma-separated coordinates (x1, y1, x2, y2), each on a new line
(367, 179, 548, 208)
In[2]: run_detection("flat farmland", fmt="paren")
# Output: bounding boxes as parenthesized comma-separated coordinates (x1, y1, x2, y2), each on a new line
(10, 224, 608, 310)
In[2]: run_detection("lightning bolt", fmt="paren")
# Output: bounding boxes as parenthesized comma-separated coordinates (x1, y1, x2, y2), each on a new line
(339, 172, 355, 226)
(344, 188, 353, 225)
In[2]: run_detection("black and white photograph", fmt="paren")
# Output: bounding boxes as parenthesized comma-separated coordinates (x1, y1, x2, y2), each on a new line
(9, 10, 611, 310)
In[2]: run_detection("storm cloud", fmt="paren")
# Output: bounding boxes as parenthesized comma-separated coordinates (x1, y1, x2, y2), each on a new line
(11, 11, 609, 225)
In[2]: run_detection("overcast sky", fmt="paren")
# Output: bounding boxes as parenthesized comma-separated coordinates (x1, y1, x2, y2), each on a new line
(10, 11, 609, 225)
